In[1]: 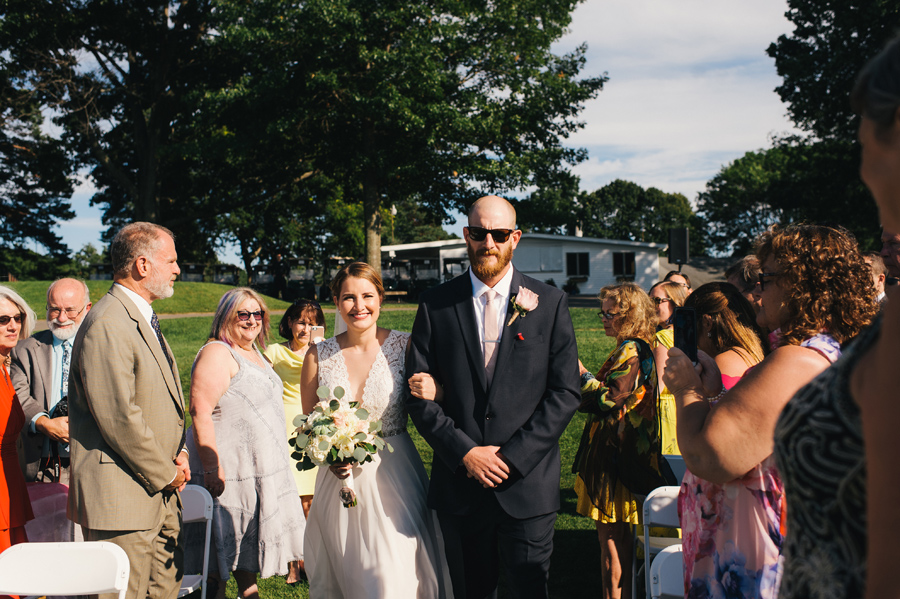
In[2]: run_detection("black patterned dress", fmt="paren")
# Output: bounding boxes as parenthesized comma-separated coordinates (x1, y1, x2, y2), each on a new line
(773, 322, 877, 598)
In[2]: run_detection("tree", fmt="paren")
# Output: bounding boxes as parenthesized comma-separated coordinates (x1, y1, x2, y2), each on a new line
(0, 70, 75, 256)
(767, 0, 900, 141)
(202, 0, 606, 274)
(0, 0, 219, 257)
(696, 139, 878, 256)
(576, 180, 702, 253)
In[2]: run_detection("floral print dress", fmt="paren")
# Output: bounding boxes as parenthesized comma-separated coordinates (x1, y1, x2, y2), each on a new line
(573, 338, 659, 524)
(678, 333, 841, 599)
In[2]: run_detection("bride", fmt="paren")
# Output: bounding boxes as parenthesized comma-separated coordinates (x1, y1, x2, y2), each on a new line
(300, 262, 452, 598)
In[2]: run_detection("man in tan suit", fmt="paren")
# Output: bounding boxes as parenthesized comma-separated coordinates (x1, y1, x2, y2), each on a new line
(68, 222, 189, 599)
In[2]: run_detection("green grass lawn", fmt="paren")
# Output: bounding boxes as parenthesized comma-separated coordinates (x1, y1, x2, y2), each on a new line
(4, 280, 293, 315)
(8, 282, 614, 598)
(162, 304, 614, 599)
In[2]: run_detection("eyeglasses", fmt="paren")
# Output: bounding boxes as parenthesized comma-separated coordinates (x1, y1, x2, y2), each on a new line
(47, 305, 87, 319)
(651, 297, 672, 305)
(467, 226, 515, 243)
(0, 314, 24, 326)
(598, 311, 620, 320)
(237, 310, 265, 321)
(758, 272, 781, 291)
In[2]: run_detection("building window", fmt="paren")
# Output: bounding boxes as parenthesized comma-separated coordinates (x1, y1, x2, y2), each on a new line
(613, 252, 636, 279)
(566, 252, 589, 277)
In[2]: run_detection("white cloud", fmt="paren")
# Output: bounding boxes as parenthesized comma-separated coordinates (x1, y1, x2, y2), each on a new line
(555, 0, 803, 201)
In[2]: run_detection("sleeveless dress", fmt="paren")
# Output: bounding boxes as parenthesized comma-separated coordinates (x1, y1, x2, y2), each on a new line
(774, 322, 877, 598)
(264, 342, 317, 496)
(304, 331, 452, 598)
(0, 361, 33, 553)
(678, 333, 841, 599)
(654, 328, 680, 455)
(185, 342, 305, 579)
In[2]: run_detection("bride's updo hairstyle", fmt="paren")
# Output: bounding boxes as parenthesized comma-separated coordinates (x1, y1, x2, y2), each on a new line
(330, 262, 385, 304)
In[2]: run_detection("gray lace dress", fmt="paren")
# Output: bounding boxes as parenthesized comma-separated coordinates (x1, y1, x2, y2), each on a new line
(185, 341, 305, 579)
(774, 322, 877, 598)
(304, 330, 451, 598)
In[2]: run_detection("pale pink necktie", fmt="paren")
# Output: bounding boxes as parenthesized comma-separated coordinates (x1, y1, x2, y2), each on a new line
(484, 289, 499, 383)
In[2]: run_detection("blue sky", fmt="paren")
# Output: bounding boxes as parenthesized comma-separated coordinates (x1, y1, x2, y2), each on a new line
(57, 0, 801, 260)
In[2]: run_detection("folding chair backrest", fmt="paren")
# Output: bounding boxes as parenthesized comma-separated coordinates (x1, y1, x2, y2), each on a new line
(643, 486, 681, 529)
(179, 485, 213, 599)
(650, 544, 684, 599)
(662, 455, 687, 485)
(0, 541, 129, 599)
(181, 485, 214, 523)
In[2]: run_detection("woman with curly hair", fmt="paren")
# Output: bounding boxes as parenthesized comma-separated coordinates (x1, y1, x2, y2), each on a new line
(664, 224, 876, 599)
(574, 282, 664, 599)
(773, 36, 900, 599)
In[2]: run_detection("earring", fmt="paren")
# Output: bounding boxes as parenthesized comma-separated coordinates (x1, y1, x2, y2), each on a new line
(707, 331, 712, 338)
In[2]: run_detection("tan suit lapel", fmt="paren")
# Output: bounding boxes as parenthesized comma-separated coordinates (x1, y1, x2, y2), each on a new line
(108, 286, 184, 414)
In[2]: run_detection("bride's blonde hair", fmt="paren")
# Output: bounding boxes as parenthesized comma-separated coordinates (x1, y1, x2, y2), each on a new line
(330, 262, 385, 303)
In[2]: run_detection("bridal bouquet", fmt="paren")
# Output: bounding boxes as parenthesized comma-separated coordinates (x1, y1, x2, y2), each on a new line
(291, 385, 391, 507)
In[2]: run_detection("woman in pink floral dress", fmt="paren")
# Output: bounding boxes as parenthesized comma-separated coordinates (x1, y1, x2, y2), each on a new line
(664, 225, 876, 599)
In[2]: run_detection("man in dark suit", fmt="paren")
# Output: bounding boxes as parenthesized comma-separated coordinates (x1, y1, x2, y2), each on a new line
(406, 195, 581, 599)
(11, 278, 92, 485)
(68, 222, 189, 599)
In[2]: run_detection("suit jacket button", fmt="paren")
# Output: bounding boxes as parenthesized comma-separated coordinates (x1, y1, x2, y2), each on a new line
(178, 419, 184, 427)
(485, 413, 494, 420)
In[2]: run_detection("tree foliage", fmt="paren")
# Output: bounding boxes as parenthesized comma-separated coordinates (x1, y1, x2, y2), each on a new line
(577, 180, 703, 254)
(767, 0, 900, 141)
(0, 69, 76, 256)
(697, 138, 878, 256)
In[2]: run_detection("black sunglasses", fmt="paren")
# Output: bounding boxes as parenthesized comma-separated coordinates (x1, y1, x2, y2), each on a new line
(597, 310, 620, 320)
(652, 297, 672, 305)
(237, 310, 265, 321)
(467, 226, 515, 243)
(0, 313, 24, 325)
(758, 272, 780, 291)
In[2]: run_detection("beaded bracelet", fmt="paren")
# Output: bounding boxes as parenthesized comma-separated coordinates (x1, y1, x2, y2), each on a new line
(706, 388, 727, 404)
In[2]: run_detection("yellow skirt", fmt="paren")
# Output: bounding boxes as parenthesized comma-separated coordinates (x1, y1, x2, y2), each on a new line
(574, 474, 639, 524)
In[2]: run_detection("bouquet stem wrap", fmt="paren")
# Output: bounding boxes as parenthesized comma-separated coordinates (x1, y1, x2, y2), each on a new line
(339, 470, 358, 508)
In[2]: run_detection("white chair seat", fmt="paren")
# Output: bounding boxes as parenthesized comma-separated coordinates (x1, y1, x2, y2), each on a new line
(179, 574, 204, 596)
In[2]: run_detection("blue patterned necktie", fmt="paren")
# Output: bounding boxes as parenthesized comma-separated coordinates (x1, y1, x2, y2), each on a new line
(150, 311, 174, 371)
(60, 341, 71, 399)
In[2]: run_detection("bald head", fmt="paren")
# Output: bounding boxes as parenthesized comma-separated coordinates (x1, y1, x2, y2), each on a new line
(46, 277, 91, 341)
(468, 195, 517, 229)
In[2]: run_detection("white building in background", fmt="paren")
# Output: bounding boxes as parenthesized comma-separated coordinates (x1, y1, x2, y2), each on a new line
(381, 234, 662, 295)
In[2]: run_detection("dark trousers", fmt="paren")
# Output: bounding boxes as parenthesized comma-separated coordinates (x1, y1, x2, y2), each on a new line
(438, 493, 556, 599)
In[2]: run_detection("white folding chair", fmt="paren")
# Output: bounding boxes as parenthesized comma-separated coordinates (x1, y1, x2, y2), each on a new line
(179, 485, 214, 599)
(649, 544, 684, 599)
(636, 485, 682, 599)
(662, 455, 687, 485)
(0, 541, 129, 599)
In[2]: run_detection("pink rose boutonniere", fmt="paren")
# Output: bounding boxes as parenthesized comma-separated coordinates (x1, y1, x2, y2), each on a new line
(507, 286, 539, 326)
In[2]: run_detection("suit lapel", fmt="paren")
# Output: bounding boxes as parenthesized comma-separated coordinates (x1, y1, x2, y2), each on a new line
(109, 286, 184, 413)
(452, 274, 488, 391)
(489, 269, 525, 397)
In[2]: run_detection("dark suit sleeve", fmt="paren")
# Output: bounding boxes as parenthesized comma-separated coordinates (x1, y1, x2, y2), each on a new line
(406, 300, 478, 471)
(10, 341, 46, 425)
(499, 291, 580, 479)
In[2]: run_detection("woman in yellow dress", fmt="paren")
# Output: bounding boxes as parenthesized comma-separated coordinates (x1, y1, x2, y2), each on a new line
(265, 298, 326, 584)
(648, 280, 687, 455)
(574, 283, 662, 599)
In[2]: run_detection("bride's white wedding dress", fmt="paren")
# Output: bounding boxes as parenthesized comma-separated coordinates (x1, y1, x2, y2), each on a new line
(304, 330, 452, 598)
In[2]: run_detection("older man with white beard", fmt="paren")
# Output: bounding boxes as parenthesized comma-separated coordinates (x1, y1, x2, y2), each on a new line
(10, 278, 92, 484)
